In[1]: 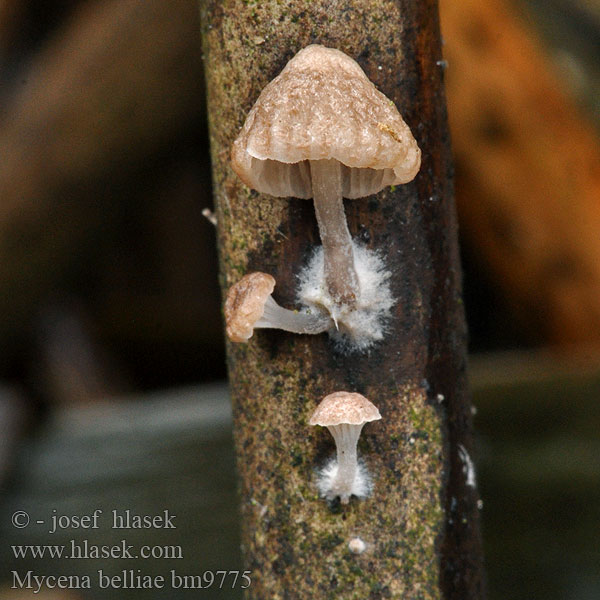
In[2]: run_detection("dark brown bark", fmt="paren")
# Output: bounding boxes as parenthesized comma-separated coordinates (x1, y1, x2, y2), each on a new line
(201, 1, 484, 598)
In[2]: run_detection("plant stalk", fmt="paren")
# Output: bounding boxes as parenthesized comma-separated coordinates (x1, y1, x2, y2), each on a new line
(200, 1, 485, 598)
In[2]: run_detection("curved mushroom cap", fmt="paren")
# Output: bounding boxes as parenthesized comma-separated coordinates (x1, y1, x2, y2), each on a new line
(224, 272, 276, 342)
(309, 391, 381, 426)
(232, 45, 421, 199)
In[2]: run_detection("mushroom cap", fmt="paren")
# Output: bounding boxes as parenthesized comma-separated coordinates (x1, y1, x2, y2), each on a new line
(309, 391, 381, 426)
(224, 272, 276, 342)
(231, 44, 421, 199)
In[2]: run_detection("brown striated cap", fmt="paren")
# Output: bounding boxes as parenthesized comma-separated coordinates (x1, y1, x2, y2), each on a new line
(224, 272, 276, 342)
(231, 44, 421, 199)
(309, 391, 381, 426)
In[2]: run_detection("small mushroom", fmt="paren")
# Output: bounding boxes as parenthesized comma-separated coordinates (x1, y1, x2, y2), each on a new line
(309, 391, 381, 504)
(224, 272, 331, 342)
(232, 44, 420, 309)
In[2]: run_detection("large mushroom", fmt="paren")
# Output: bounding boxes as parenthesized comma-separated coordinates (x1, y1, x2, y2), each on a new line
(231, 44, 421, 311)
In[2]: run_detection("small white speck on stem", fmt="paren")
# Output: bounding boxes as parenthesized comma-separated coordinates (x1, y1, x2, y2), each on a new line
(458, 444, 477, 488)
(202, 208, 217, 226)
(348, 537, 366, 554)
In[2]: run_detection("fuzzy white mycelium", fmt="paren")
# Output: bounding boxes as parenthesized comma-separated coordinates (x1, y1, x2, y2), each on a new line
(296, 242, 395, 351)
(316, 457, 373, 503)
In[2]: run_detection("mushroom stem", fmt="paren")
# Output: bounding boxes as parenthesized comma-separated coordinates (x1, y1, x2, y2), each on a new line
(255, 295, 331, 334)
(309, 159, 360, 307)
(327, 423, 363, 504)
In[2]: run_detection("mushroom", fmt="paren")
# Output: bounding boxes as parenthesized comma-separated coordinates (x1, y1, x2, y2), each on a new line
(309, 391, 381, 504)
(231, 44, 421, 310)
(224, 272, 331, 342)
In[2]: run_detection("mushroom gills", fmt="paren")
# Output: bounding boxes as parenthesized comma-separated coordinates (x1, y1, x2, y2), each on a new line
(248, 157, 397, 199)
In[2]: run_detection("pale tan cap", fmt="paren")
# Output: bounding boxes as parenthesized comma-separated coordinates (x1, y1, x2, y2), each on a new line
(224, 272, 275, 342)
(231, 45, 421, 199)
(309, 391, 382, 426)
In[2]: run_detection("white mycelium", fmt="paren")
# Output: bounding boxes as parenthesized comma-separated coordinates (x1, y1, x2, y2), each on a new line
(297, 242, 394, 351)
